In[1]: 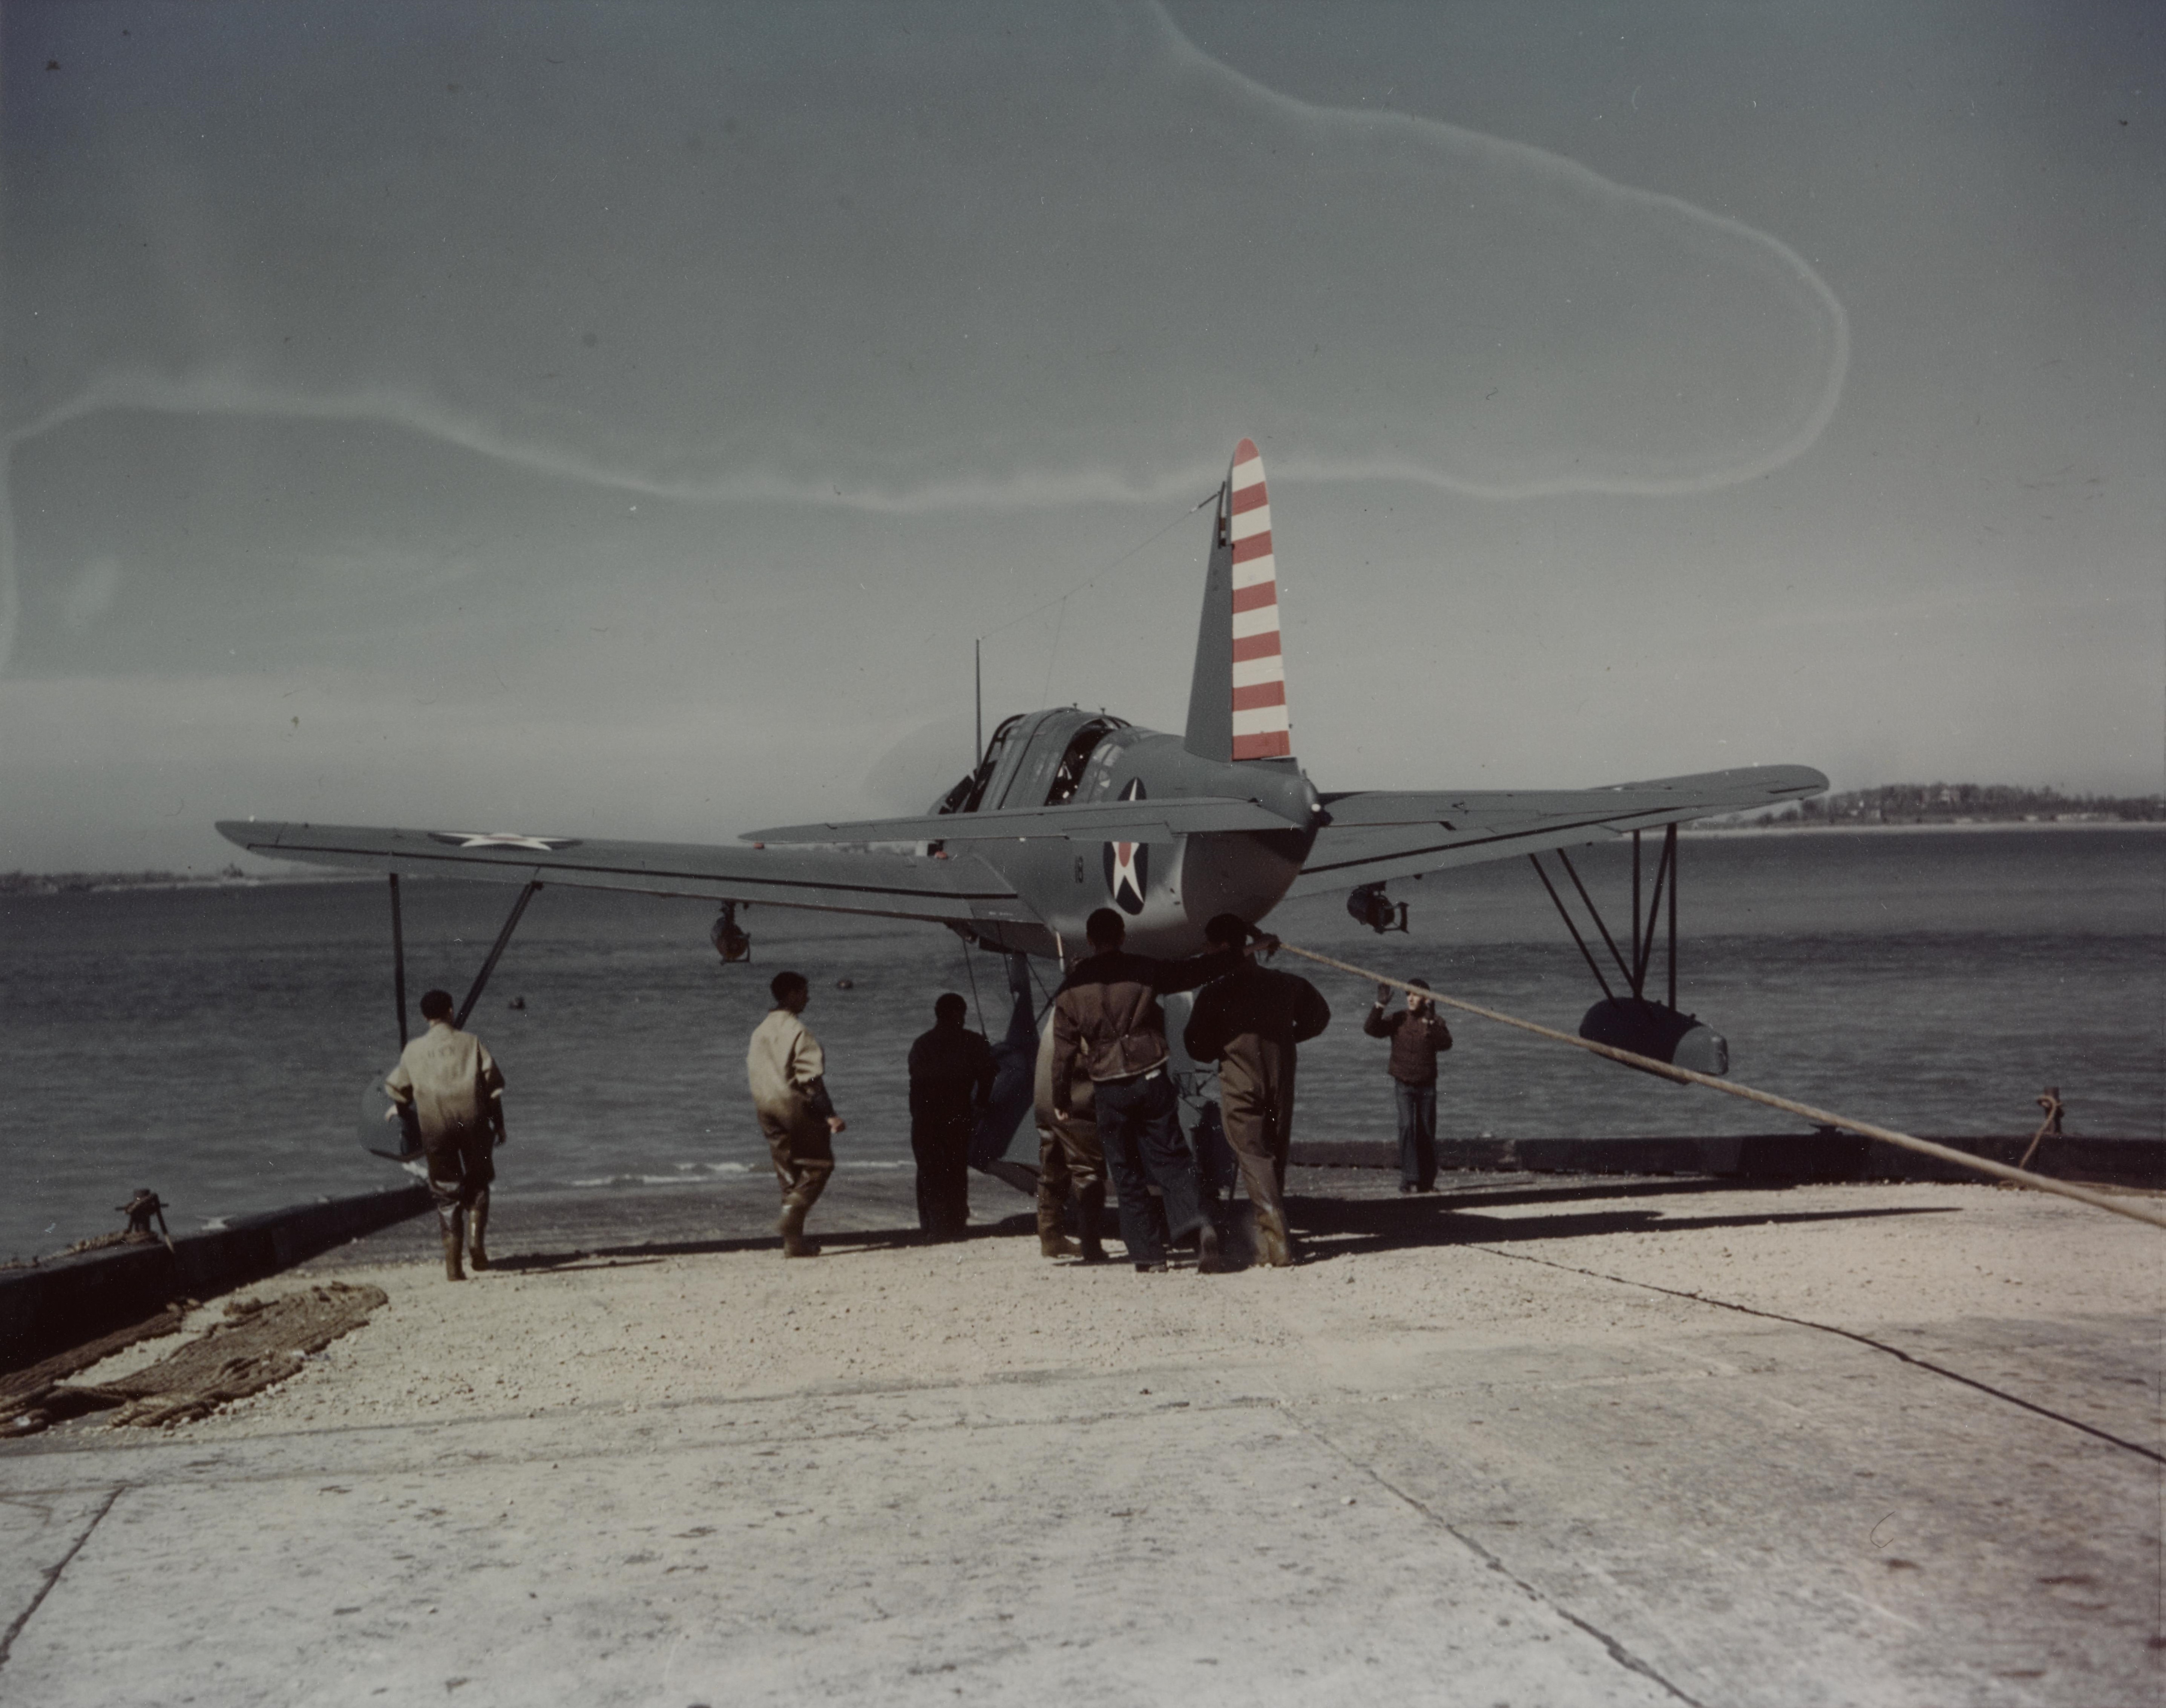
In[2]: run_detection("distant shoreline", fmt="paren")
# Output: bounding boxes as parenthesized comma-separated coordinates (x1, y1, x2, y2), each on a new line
(0, 870, 372, 898)
(1688, 818, 2166, 839)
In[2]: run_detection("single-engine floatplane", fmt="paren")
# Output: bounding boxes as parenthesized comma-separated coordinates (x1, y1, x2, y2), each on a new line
(219, 439, 1826, 1177)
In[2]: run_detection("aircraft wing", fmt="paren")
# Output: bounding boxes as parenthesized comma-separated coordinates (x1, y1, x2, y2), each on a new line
(215, 820, 1043, 929)
(746, 796, 1301, 845)
(1288, 765, 1827, 894)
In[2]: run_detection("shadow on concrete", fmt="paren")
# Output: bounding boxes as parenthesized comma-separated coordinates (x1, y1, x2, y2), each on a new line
(477, 1180, 1953, 1275)
(1286, 1191, 1958, 1262)
(486, 1211, 1047, 1275)
(1429, 1178, 1803, 1213)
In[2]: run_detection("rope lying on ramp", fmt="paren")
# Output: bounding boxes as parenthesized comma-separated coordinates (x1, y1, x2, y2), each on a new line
(1275, 943, 2166, 1231)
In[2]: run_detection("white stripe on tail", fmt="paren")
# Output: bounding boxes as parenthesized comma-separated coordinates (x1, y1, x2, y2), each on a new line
(1225, 438, 1290, 759)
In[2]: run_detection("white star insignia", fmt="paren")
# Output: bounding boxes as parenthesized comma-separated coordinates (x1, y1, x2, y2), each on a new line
(431, 831, 577, 851)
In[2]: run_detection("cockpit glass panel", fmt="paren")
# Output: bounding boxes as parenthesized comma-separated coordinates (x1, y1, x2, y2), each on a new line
(942, 714, 1024, 815)
(1046, 719, 1112, 805)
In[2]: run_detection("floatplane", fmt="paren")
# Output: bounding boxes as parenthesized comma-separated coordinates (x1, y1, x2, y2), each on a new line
(220, 439, 1825, 1174)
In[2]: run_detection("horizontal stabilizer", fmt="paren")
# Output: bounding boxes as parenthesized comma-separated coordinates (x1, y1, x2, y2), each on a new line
(216, 820, 1041, 929)
(1289, 765, 1827, 894)
(746, 796, 1303, 845)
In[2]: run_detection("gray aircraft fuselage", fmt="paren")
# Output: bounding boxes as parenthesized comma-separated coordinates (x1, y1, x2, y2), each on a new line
(927, 706, 1319, 962)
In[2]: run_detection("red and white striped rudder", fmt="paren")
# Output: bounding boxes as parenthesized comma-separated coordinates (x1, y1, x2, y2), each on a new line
(1226, 438, 1291, 760)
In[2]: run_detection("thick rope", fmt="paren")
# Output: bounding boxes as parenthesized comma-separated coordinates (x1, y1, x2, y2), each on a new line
(1276, 943, 2166, 1231)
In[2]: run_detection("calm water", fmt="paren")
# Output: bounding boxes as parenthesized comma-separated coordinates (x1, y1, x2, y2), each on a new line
(3, 827, 2158, 1261)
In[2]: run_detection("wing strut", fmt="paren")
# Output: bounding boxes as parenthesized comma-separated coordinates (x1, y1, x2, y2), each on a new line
(388, 874, 410, 1047)
(1526, 854, 1617, 1002)
(1667, 827, 1679, 1012)
(1532, 826, 1683, 1007)
(1531, 827, 1722, 1073)
(458, 881, 541, 1027)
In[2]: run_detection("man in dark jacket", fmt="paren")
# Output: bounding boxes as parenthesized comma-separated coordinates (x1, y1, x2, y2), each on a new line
(1182, 915, 1330, 1267)
(1049, 908, 1246, 1271)
(1364, 978, 1454, 1191)
(907, 993, 998, 1241)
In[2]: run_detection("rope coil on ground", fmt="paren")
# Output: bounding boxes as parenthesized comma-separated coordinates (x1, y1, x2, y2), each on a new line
(1275, 942, 2166, 1231)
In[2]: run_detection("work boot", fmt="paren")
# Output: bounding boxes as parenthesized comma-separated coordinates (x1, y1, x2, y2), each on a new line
(1253, 1205, 1292, 1269)
(441, 1210, 466, 1282)
(1037, 1199, 1080, 1259)
(777, 1197, 818, 1258)
(467, 1193, 490, 1272)
(1077, 1185, 1109, 1265)
(1195, 1218, 1223, 1275)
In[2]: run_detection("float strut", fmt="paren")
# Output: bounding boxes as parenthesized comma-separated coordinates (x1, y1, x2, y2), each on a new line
(1666, 824, 1679, 1012)
(1554, 849, 1637, 991)
(1528, 855, 1616, 1003)
(389, 874, 409, 1047)
(457, 880, 541, 1027)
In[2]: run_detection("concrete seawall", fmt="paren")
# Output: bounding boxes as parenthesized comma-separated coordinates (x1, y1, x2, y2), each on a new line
(0, 1185, 431, 1374)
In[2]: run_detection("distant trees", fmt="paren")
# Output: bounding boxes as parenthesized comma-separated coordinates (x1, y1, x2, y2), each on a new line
(0, 869, 238, 894)
(1757, 784, 2164, 826)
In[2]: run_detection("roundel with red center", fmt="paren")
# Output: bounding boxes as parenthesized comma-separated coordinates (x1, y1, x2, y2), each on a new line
(1102, 779, 1149, 914)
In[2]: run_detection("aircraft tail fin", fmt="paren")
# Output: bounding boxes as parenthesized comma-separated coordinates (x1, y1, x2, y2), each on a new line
(1184, 437, 1291, 763)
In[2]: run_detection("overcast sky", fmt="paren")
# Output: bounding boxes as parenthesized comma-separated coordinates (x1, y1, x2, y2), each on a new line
(3, 1, 2158, 869)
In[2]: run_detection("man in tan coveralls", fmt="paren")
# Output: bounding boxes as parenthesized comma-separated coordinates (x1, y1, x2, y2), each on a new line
(1182, 915, 1330, 1267)
(387, 988, 506, 1282)
(746, 969, 847, 1257)
(1032, 1012, 1108, 1263)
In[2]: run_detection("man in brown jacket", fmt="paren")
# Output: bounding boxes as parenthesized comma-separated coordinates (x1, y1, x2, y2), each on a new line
(1182, 914, 1330, 1267)
(1364, 978, 1454, 1192)
(1049, 908, 1245, 1271)
(1032, 1010, 1107, 1263)
(387, 988, 506, 1281)
(746, 970, 847, 1256)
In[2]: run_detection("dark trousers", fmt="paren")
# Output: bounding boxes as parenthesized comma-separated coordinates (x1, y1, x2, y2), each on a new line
(911, 1115, 971, 1240)
(1093, 1069, 1205, 1263)
(425, 1125, 496, 1231)
(1395, 1081, 1437, 1189)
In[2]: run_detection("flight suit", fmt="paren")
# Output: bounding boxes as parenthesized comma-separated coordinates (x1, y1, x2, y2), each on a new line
(1183, 963, 1330, 1266)
(386, 1019, 506, 1279)
(746, 1007, 839, 1231)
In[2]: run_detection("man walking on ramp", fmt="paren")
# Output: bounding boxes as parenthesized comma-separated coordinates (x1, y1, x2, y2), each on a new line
(747, 970, 847, 1257)
(1183, 914, 1330, 1267)
(1049, 908, 1245, 1272)
(387, 987, 507, 1282)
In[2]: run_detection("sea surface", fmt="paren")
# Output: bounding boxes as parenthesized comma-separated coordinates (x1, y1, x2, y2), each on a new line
(3, 826, 2158, 1262)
